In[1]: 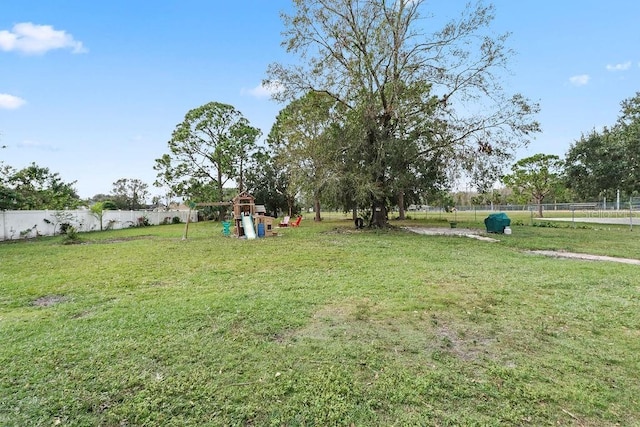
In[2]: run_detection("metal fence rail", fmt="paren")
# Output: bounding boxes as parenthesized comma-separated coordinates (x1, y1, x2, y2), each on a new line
(449, 203, 640, 216)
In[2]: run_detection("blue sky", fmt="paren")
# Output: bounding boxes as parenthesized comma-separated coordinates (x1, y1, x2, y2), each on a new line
(1, 1, 639, 199)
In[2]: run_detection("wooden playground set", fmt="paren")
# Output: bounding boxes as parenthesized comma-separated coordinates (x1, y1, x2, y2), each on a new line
(189, 191, 301, 240)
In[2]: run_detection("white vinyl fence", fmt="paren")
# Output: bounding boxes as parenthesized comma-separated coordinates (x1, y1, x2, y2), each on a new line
(0, 209, 197, 241)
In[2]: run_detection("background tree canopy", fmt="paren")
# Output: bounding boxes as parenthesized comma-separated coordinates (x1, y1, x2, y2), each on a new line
(0, 163, 81, 210)
(110, 178, 149, 210)
(266, 92, 343, 220)
(565, 92, 640, 201)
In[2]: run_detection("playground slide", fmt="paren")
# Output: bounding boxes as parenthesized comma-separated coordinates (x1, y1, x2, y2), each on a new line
(242, 214, 257, 240)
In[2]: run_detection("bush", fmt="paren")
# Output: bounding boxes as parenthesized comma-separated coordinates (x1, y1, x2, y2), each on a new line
(532, 221, 559, 228)
(61, 226, 82, 244)
(172, 216, 182, 224)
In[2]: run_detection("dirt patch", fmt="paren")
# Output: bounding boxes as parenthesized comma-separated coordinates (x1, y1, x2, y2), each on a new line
(434, 323, 496, 361)
(32, 294, 68, 307)
(90, 235, 156, 244)
(71, 310, 92, 319)
(322, 227, 368, 235)
(280, 301, 496, 362)
(404, 226, 500, 242)
(527, 250, 640, 265)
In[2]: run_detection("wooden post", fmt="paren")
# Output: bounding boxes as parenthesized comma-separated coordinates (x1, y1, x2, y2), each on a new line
(182, 201, 196, 240)
(182, 209, 191, 240)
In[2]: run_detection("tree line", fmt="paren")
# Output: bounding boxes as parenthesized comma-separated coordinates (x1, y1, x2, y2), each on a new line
(2, 90, 638, 217)
(0, 164, 152, 212)
(2, 1, 638, 221)
(491, 92, 640, 217)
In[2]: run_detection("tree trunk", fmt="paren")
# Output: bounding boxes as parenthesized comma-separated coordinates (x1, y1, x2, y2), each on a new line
(366, 122, 389, 228)
(314, 197, 321, 221)
(534, 194, 545, 217)
(217, 168, 224, 202)
(369, 170, 388, 227)
(398, 190, 406, 220)
(352, 207, 357, 221)
(370, 198, 388, 228)
(288, 196, 294, 217)
(238, 157, 244, 193)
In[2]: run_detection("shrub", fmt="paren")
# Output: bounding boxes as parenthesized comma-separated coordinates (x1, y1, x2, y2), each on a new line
(172, 216, 182, 224)
(532, 221, 559, 228)
(61, 226, 82, 244)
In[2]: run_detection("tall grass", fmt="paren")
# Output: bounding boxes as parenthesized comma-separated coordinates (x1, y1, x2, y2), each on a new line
(1, 217, 638, 426)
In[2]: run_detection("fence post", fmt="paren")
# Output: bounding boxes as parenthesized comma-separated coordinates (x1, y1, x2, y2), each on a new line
(529, 205, 534, 226)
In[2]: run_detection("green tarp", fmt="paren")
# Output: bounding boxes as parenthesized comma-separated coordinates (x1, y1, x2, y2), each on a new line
(484, 213, 511, 233)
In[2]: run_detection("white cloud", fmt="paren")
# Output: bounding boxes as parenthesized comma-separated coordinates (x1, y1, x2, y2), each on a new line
(569, 74, 590, 86)
(242, 81, 284, 98)
(0, 22, 87, 55)
(0, 93, 26, 109)
(606, 61, 632, 71)
(16, 140, 58, 151)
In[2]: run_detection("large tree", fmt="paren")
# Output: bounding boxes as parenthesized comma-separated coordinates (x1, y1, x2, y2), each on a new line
(0, 163, 81, 210)
(154, 102, 261, 202)
(266, 0, 539, 227)
(618, 94, 640, 196)
(564, 129, 622, 201)
(267, 92, 342, 221)
(565, 92, 640, 201)
(502, 153, 563, 217)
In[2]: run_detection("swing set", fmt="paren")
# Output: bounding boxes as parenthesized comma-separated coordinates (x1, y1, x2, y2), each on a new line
(181, 192, 275, 239)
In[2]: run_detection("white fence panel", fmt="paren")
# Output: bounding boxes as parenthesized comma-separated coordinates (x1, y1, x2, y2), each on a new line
(0, 209, 197, 241)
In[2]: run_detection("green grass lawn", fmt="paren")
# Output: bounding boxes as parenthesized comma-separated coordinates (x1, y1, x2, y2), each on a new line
(1, 215, 639, 426)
